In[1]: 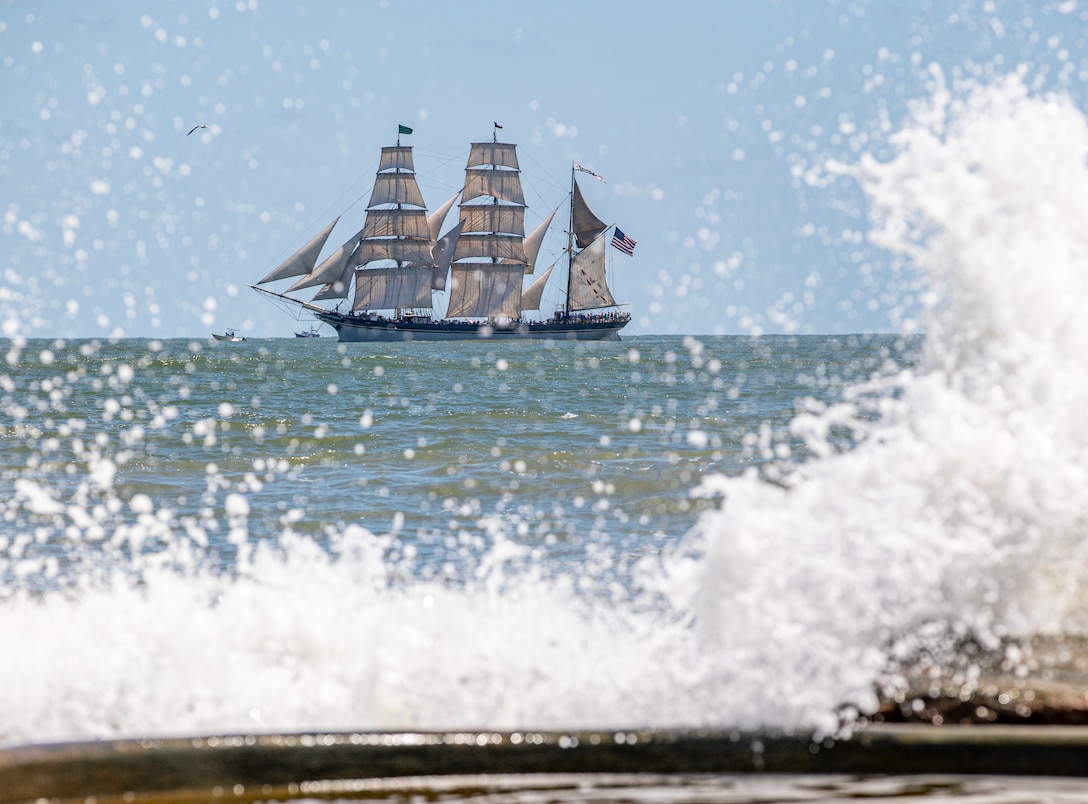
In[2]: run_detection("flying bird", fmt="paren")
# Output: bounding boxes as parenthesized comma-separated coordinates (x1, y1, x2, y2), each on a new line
(187, 124, 208, 136)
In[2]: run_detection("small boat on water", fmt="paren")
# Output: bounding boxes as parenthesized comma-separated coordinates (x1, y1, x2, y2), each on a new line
(212, 329, 246, 342)
(251, 124, 633, 342)
(295, 325, 322, 338)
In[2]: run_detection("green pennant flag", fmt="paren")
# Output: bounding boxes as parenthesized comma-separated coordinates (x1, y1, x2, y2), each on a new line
(398, 124, 413, 135)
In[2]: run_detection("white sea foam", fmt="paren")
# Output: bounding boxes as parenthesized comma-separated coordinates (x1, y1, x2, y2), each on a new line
(665, 69, 1088, 733)
(0, 528, 692, 746)
(3, 72, 1088, 746)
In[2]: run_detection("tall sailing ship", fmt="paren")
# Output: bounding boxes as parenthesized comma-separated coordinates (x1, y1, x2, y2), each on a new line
(251, 126, 632, 342)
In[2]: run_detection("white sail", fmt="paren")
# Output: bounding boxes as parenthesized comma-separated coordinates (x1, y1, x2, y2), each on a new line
(572, 179, 607, 248)
(353, 266, 433, 310)
(522, 209, 556, 275)
(567, 233, 616, 311)
(286, 232, 363, 292)
(446, 264, 523, 318)
(257, 217, 340, 284)
(452, 234, 528, 264)
(427, 191, 461, 242)
(521, 264, 554, 311)
(467, 142, 520, 170)
(377, 145, 414, 173)
(357, 240, 435, 266)
(368, 173, 427, 208)
(431, 220, 463, 290)
(458, 205, 526, 236)
(361, 209, 431, 240)
(462, 170, 525, 205)
(312, 257, 355, 300)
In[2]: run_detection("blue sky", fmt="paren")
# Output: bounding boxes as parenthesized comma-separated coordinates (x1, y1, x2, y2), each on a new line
(2, 0, 1085, 339)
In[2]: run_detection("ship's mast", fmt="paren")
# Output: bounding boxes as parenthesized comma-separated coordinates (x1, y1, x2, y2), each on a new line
(492, 128, 499, 271)
(566, 163, 575, 317)
(395, 126, 404, 317)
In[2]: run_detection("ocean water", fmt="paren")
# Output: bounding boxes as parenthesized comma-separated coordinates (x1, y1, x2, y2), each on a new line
(0, 331, 917, 746)
(4, 70, 1088, 802)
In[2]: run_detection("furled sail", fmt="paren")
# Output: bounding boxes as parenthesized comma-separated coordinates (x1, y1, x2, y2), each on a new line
(567, 233, 616, 311)
(521, 264, 554, 311)
(257, 217, 340, 284)
(572, 179, 607, 248)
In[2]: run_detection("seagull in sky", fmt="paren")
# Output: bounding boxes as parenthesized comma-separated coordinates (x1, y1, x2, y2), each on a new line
(187, 124, 208, 136)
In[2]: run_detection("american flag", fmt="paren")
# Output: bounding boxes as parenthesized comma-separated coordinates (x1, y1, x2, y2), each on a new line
(574, 163, 606, 182)
(611, 227, 636, 256)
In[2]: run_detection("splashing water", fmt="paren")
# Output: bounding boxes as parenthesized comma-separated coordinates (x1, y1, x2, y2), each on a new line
(3, 71, 1088, 747)
(663, 68, 1088, 734)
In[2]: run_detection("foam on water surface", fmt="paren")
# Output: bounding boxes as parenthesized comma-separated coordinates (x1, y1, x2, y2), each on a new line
(668, 69, 1088, 730)
(3, 72, 1088, 747)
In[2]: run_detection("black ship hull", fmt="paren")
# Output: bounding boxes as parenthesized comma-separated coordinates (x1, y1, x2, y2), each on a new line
(315, 311, 629, 342)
